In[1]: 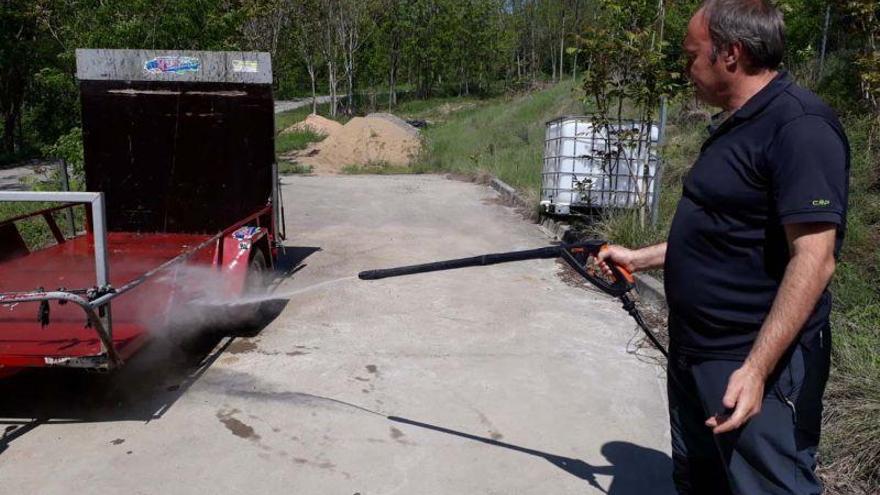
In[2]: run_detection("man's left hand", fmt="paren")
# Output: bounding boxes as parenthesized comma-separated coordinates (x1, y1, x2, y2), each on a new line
(705, 363, 766, 434)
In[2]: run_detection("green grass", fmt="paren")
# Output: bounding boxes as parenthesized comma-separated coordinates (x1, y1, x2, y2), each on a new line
(0, 172, 86, 251)
(275, 129, 326, 154)
(341, 161, 427, 175)
(278, 162, 313, 175)
(393, 95, 488, 122)
(819, 114, 880, 490)
(274, 105, 322, 133)
(418, 79, 586, 199)
(273, 105, 340, 165)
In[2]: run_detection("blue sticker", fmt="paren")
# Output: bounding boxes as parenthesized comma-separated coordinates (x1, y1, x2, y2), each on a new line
(232, 226, 261, 241)
(144, 56, 200, 74)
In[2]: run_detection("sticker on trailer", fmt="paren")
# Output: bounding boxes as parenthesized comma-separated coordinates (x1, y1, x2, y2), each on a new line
(232, 60, 259, 73)
(233, 226, 261, 241)
(143, 56, 201, 74)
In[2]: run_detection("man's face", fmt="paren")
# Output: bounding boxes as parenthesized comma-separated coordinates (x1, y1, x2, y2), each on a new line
(683, 9, 728, 107)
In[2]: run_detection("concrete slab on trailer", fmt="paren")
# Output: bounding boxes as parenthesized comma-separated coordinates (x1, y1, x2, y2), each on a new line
(0, 175, 673, 494)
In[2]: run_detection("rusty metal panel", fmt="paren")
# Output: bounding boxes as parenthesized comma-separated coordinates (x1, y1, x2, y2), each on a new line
(78, 71, 274, 234)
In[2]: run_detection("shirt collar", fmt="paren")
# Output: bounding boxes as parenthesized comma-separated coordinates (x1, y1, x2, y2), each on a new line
(704, 71, 792, 137)
(731, 70, 793, 121)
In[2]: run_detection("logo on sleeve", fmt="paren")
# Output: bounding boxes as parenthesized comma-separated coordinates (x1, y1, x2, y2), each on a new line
(812, 199, 831, 207)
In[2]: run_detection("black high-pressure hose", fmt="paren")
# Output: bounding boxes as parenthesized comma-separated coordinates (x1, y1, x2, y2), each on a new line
(359, 241, 669, 358)
(620, 293, 668, 359)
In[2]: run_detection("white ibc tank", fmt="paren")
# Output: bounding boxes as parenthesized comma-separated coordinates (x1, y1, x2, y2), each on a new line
(541, 116, 659, 215)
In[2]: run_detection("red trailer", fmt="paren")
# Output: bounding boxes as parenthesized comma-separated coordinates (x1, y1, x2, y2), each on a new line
(0, 50, 283, 378)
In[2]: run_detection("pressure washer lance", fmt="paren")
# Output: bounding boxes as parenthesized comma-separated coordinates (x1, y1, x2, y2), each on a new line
(358, 240, 667, 358)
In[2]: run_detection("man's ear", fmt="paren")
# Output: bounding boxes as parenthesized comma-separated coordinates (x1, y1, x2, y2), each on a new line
(724, 41, 743, 69)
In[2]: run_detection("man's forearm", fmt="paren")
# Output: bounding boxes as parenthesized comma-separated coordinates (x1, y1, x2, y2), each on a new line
(633, 242, 667, 272)
(745, 246, 835, 378)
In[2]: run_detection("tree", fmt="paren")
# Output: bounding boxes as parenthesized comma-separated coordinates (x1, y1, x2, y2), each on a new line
(0, 2, 42, 154)
(290, 0, 325, 113)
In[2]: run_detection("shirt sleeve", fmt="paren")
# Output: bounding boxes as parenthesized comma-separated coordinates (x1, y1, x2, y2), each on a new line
(767, 115, 848, 225)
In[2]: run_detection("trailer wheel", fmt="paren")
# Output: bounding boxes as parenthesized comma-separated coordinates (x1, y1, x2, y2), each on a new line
(235, 248, 270, 335)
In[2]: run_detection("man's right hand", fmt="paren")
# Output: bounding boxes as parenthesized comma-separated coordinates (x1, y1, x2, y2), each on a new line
(597, 245, 640, 277)
(596, 242, 668, 277)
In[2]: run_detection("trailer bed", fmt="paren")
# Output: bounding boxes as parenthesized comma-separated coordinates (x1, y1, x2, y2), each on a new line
(0, 232, 212, 367)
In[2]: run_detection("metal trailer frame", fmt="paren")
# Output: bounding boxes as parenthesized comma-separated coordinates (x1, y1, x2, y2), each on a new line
(0, 190, 275, 371)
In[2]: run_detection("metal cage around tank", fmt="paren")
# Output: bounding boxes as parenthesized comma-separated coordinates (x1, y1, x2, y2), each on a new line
(541, 116, 663, 218)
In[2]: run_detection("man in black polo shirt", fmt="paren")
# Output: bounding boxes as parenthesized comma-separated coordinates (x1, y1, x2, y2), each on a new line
(599, 1, 849, 493)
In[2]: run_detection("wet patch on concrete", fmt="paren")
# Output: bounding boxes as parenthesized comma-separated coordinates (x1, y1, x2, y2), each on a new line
(390, 427, 405, 441)
(290, 456, 337, 470)
(490, 431, 504, 440)
(110, 438, 125, 445)
(365, 364, 378, 374)
(217, 408, 261, 441)
(226, 343, 310, 358)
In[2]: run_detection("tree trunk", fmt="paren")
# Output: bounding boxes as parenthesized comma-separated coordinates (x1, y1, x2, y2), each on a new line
(516, 51, 522, 80)
(347, 64, 354, 114)
(389, 66, 397, 110)
(559, 10, 566, 83)
(327, 60, 337, 118)
(308, 64, 318, 114)
(818, 4, 831, 79)
(3, 111, 16, 155)
(530, 14, 537, 83)
(572, 0, 580, 81)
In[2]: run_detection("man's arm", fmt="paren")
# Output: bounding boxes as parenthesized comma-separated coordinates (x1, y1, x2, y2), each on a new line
(706, 222, 837, 434)
(598, 242, 667, 274)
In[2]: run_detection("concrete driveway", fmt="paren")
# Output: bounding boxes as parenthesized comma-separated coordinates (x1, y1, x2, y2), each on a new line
(0, 175, 673, 494)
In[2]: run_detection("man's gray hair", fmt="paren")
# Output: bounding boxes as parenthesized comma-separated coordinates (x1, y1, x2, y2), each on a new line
(701, 0, 785, 70)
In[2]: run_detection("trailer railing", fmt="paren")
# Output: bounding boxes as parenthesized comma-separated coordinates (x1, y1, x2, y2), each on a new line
(0, 191, 118, 367)
(0, 193, 275, 370)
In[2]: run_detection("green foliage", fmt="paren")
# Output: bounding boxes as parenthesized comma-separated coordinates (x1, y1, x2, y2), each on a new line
(843, 0, 880, 112)
(577, 0, 685, 122)
(23, 68, 79, 151)
(419, 80, 584, 195)
(42, 127, 84, 185)
(276, 129, 326, 154)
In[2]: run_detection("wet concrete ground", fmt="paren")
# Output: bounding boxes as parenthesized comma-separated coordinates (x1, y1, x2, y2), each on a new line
(0, 175, 673, 494)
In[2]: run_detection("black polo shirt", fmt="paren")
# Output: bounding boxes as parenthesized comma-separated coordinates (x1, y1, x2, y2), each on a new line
(664, 71, 850, 359)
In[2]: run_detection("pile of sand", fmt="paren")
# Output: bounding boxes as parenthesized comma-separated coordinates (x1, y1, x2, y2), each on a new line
(283, 114, 343, 136)
(293, 114, 422, 174)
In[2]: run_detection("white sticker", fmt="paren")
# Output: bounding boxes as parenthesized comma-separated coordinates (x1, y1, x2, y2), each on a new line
(232, 60, 259, 73)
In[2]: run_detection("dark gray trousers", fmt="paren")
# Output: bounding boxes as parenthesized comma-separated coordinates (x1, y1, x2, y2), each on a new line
(668, 331, 831, 494)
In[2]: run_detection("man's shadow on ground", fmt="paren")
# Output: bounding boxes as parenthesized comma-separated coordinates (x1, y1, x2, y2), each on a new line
(390, 416, 675, 494)
(0, 245, 319, 456)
